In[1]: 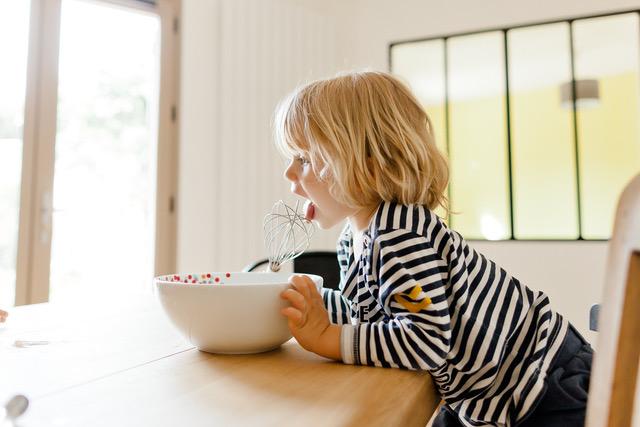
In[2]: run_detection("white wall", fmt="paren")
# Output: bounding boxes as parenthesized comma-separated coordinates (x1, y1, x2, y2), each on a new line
(178, 0, 345, 276)
(178, 0, 640, 340)
(336, 0, 640, 70)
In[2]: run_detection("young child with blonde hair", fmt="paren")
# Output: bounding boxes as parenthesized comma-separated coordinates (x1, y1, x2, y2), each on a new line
(275, 71, 592, 427)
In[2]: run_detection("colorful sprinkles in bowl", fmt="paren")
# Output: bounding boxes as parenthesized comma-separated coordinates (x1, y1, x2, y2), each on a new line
(160, 273, 233, 284)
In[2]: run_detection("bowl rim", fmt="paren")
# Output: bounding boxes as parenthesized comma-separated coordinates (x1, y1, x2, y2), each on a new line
(154, 272, 323, 288)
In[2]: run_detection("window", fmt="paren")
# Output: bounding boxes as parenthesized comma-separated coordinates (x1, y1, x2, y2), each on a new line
(49, 0, 161, 302)
(390, 40, 448, 220)
(390, 11, 640, 240)
(2, 0, 179, 307)
(573, 14, 640, 239)
(390, 40, 447, 154)
(447, 32, 510, 240)
(507, 23, 578, 239)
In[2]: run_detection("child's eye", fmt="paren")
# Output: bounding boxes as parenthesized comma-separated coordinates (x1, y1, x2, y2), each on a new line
(296, 155, 310, 166)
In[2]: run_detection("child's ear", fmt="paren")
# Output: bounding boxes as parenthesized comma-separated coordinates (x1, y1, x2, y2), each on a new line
(318, 165, 332, 182)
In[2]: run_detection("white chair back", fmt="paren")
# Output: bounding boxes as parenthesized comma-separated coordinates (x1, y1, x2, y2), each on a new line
(586, 173, 640, 427)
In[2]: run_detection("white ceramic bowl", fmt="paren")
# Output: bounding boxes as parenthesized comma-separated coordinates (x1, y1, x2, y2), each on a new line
(154, 272, 323, 354)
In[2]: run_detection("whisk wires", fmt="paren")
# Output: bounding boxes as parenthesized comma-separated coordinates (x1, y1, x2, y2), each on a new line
(263, 200, 315, 272)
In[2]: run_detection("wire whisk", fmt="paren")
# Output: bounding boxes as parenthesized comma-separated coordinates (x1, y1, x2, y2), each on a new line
(263, 200, 315, 272)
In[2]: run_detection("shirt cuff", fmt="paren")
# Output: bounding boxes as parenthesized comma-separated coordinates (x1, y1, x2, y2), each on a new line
(340, 324, 355, 364)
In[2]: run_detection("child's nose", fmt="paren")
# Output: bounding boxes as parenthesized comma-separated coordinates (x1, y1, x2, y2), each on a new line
(284, 160, 297, 182)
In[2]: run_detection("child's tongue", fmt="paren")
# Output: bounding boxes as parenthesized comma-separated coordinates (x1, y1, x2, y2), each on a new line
(304, 200, 315, 221)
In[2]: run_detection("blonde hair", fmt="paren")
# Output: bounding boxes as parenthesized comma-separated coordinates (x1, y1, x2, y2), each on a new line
(274, 70, 449, 213)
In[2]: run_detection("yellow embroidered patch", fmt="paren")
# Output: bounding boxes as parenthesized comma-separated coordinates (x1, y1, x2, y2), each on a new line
(394, 285, 432, 313)
(408, 285, 422, 300)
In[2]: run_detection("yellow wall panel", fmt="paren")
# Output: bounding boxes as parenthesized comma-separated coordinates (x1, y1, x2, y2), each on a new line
(578, 72, 640, 239)
(449, 96, 510, 239)
(510, 86, 579, 239)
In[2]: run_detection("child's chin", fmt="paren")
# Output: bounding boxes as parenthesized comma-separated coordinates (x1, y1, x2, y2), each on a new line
(313, 219, 330, 230)
(314, 216, 341, 230)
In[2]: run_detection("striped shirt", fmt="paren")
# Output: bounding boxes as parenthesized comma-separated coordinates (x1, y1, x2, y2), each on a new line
(321, 201, 568, 427)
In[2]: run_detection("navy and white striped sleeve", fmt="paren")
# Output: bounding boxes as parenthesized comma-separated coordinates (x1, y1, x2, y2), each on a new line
(319, 233, 353, 325)
(321, 288, 352, 325)
(341, 229, 452, 370)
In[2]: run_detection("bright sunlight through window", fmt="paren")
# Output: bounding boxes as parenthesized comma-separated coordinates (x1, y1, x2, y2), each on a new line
(49, 0, 160, 303)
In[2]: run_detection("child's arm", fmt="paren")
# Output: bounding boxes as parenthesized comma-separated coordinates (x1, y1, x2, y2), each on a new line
(280, 231, 452, 369)
(0, 309, 8, 323)
(280, 275, 342, 360)
(342, 230, 452, 370)
(318, 235, 354, 326)
(320, 288, 352, 325)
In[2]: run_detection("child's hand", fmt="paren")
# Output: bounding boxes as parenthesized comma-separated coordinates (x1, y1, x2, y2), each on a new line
(0, 309, 8, 323)
(280, 275, 338, 358)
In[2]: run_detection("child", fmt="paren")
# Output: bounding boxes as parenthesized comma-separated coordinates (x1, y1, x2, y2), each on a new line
(275, 71, 592, 427)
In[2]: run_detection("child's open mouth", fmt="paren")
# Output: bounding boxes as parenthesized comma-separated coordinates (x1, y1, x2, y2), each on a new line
(304, 200, 315, 221)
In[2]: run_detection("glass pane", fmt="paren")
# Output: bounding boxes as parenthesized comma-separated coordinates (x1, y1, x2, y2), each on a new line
(391, 40, 449, 220)
(391, 40, 447, 153)
(447, 32, 510, 240)
(573, 14, 640, 239)
(50, 0, 160, 302)
(0, 1, 31, 307)
(508, 23, 579, 239)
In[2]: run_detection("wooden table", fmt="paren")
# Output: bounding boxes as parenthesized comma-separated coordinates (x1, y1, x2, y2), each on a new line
(1, 293, 438, 426)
